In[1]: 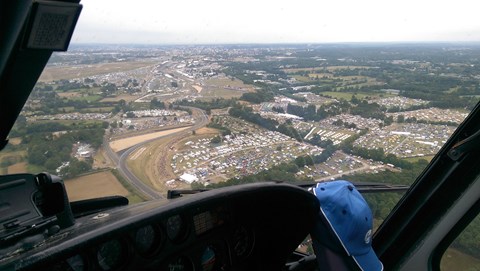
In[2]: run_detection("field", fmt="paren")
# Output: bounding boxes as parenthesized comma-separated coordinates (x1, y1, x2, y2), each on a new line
(8, 137, 22, 145)
(199, 77, 254, 100)
(38, 61, 156, 82)
(7, 162, 27, 174)
(68, 94, 103, 102)
(64, 170, 129, 201)
(109, 127, 191, 152)
(200, 88, 246, 100)
(320, 91, 395, 100)
(100, 94, 140, 102)
(283, 66, 372, 73)
(403, 155, 435, 163)
(441, 248, 480, 270)
(0, 150, 26, 174)
(93, 147, 114, 168)
(79, 107, 115, 113)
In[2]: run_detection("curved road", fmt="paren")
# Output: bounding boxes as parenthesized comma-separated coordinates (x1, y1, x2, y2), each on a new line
(104, 107, 208, 200)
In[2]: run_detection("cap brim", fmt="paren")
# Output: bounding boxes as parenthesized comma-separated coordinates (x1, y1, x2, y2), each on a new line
(352, 248, 384, 271)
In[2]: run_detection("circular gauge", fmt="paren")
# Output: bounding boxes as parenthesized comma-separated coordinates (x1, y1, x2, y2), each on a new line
(233, 226, 253, 258)
(65, 255, 86, 271)
(166, 214, 186, 242)
(49, 255, 86, 271)
(134, 225, 160, 256)
(96, 239, 128, 270)
(166, 256, 194, 271)
(201, 246, 217, 271)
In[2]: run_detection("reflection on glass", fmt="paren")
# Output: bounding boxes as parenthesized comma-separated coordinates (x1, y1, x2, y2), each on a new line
(201, 246, 216, 271)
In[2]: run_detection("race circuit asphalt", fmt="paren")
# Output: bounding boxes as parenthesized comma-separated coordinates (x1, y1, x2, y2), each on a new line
(104, 107, 208, 200)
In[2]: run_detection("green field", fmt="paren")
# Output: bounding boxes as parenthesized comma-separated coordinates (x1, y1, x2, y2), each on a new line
(0, 150, 26, 174)
(34, 119, 105, 126)
(200, 88, 246, 100)
(403, 155, 435, 163)
(320, 91, 396, 100)
(68, 95, 103, 102)
(39, 61, 156, 82)
(80, 107, 114, 113)
(441, 248, 480, 270)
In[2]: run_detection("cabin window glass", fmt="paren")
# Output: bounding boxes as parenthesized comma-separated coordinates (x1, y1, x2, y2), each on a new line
(440, 214, 480, 270)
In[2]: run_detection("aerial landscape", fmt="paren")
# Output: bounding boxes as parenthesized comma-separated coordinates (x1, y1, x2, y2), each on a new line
(1, 43, 479, 265)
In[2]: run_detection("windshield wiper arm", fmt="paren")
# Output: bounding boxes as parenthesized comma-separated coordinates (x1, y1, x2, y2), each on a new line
(70, 196, 129, 218)
(287, 181, 410, 193)
(166, 181, 409, 199)
(167, 189, 209, 199)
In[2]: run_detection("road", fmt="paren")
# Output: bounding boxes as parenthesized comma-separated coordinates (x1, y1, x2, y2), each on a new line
(103, 106, 208, 200)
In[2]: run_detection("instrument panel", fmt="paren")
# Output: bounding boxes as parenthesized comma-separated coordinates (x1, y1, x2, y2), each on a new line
(44, 207, 251, 270)
(4, 183, 318, 271)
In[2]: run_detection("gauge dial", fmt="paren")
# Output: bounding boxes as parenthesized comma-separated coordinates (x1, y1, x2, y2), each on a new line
(50, 255, 85, 271)
(233, 226, 253, 258)
(65, 255, 85, 271)
(134, 225, 159, 256)
(96, 239, 127, 270)
(201, 246, 216, 271)
(166, 214, 186, 242)
(167, 256, 193, 271)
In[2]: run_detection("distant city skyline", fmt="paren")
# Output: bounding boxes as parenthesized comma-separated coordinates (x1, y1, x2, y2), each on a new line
(72, 0, 480, 44)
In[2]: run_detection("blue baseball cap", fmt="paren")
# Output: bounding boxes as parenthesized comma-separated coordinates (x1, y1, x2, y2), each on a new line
(312, 180, 383, 271)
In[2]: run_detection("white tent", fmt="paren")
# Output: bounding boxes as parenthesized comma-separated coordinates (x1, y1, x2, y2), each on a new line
(179, 173, 198, 184)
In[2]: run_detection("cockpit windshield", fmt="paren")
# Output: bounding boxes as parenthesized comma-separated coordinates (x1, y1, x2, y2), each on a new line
(3, 0, 480, 268)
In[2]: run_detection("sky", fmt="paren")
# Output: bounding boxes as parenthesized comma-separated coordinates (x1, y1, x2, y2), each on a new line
(71, 0, 480, 44)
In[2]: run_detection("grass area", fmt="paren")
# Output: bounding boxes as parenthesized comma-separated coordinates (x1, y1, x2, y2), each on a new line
(402, 155, 435, 163)
(129, 102, 151, 110)
(126, 150, 153, 189)
(206, 77, 252, 88)
(111, 169, 147, 204)
(100, 94, 141, 102)
(79, 107, 114, 113)
(26, 163, 46, 174)
(0, 150, 25, 162)
(126, 135, 185, 194)
(58, 107, 76, 113)
(326, 65, 372, 71)
(441, 247, 480, 271)
(8, 162, 27, 174)
(65, 170, 130, 201)
(200, 88, 245, 100)
(34, 119, 105, 127)
(292, 75, 312, 82)
(39, 61, 156, 82)
(8, 137, 22, 145)
(284, 66, 372, 73)
(56, 87, 102, 95)
(68, 95, 103, 102)
(320, 91, 395, 100)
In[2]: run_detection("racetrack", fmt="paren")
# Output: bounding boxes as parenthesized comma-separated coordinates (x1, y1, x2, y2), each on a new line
(104, 107, 208, 200)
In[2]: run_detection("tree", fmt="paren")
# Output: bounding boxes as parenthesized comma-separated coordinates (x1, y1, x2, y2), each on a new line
(295, 156, 306, 168)
(210, 136, 221, 144)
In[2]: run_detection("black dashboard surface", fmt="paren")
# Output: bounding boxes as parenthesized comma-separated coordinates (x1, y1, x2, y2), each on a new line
(1, 182, 319, 271)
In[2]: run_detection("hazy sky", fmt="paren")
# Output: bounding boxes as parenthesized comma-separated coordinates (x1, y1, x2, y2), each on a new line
(72, 0, 480, 44)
